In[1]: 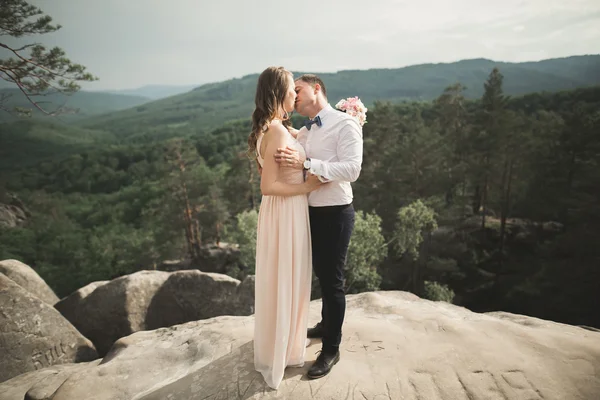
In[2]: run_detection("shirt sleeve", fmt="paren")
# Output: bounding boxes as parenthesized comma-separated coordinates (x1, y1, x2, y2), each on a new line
(309, 120, 363, 182)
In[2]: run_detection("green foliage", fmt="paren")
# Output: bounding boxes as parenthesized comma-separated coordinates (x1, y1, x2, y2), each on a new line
(1, 136, 236, 295)
(0, 225, 35, 262)
(393, 200, 438, 260)
(195, 119, 251, 166)
(357, 83, 600, 327)
(0, 183, 187, 297)
(423, 281, 455, 303)
(353, 101, 445, 235)
(0, 119, 114, 174)
(2, 64, 600, 328)
(224, 209, 258, 279)
(0, 89, 151, 123)
(345, 211, 387, 294)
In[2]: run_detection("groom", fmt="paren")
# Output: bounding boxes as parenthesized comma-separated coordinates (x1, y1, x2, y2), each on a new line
(275, 74, 363, 379)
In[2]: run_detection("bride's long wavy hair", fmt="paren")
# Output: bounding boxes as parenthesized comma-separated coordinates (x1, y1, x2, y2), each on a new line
(248, 66, 293, 159)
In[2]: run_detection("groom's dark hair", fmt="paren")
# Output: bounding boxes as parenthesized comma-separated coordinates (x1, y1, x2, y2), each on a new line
(295, 74, 327, 98)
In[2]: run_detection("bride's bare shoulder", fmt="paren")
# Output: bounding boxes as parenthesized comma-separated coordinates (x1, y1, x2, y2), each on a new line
(263, 122, 287, 142)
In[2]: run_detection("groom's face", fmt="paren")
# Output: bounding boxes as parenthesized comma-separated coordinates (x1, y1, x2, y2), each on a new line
(294, 80, 318, 117)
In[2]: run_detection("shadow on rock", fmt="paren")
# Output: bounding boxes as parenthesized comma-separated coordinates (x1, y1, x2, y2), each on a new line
(140, 340, 307, 400)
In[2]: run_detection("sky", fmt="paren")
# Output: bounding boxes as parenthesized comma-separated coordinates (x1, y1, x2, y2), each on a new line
(4, 0, 600, 90)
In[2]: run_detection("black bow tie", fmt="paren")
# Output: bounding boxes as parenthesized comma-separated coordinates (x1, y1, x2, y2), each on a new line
(304, 115, 322, 130)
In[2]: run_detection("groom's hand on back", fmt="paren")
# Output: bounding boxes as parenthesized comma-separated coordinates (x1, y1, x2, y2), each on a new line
(275, 146, 305, 170)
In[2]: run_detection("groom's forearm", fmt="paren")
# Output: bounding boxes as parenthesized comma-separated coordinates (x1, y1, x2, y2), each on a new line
(309, 158, 362, 183)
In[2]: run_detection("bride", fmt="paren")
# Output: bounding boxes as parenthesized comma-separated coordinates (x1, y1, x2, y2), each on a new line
(248, 66, 323, 389)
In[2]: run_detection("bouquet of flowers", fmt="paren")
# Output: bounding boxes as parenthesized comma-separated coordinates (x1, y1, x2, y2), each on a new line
(335, 96, 367, 126)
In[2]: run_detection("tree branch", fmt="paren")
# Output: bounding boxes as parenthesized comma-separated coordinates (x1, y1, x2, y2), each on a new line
(1, 67, 55, 115)
(0, 1, 97, 115)
(1, 42, 61, 77)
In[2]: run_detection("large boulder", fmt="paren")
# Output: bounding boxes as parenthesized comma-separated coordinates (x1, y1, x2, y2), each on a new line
(4, 291, 598, 399)
(54, 270, 170, 356)
(0, 274, 98, 383)
(0, 259, 59, 305)
(144, 270, 254, 328)
(55, 270, 254, 356)
(54, 281, 108, 325)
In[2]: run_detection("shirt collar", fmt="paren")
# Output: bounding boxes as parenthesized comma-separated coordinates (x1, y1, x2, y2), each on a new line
(315, 103, 334, 121)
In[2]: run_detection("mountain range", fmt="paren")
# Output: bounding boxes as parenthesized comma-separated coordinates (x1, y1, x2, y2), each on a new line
(75, 55, 600, 138)
(1, 54, 599, 170)
(98, 84, 200, 100)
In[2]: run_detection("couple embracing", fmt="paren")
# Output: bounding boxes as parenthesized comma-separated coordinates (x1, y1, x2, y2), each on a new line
(249, 66, 364, 389)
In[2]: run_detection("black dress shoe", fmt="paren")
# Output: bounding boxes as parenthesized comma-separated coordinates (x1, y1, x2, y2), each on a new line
(307, 322, 324, 339)
(307, 350, 340, 379)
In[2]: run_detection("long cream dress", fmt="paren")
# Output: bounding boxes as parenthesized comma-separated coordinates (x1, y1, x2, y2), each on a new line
(253, 124, 312, 389)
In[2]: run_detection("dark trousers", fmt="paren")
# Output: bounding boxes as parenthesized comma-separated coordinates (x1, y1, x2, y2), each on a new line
(309, 203, 355, 354)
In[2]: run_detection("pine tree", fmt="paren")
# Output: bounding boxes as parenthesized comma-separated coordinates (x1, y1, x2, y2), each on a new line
(0, 0, 96, 115)
(475, 68, 508, 232)
(163, 139, 203, 262)
(434, 83, 470, 209)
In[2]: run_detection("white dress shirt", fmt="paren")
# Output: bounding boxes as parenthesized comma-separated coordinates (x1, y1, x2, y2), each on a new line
(297, 104, 363, 207)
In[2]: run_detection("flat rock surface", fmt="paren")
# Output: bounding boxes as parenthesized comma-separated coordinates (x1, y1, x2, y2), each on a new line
(3, 291, 599, 399)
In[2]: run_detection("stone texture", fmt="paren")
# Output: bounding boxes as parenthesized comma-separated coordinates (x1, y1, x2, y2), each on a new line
(4, 291, 598, 399)
(54, 270, 170, 356)
(0, 274, 98, 383)
(54, 281, 108, 327)
(0, 361, 100, 400)
(144, 270, 254, 328)
(55, 270, 254, 356)
(0, 197, 28, 228)
(0, 259, 59, 305)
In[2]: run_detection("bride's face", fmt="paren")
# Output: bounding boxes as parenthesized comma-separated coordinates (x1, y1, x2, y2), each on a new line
(282, 74, 296, 113)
